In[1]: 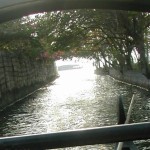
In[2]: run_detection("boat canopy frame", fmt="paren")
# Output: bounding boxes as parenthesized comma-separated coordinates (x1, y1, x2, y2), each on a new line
(0, 0, 150, 23)
(0, 122, 149, 149)
(0, 0, 150, 149)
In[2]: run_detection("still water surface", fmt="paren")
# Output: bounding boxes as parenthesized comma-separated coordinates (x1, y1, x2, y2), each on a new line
(0, 59, 150, 149)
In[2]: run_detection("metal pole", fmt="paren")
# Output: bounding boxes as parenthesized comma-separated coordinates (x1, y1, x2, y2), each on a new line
(0, 122, 150, 149)
(117, 95, 126, 124)
(117, 94, 135, 150)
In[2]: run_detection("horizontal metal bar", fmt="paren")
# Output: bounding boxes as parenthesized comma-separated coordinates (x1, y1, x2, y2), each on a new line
(0, 122, 150, 149)
(0, 0, 150, 23)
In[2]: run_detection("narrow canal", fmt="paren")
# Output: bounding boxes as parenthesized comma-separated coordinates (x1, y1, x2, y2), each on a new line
(0, 59, 150, 150)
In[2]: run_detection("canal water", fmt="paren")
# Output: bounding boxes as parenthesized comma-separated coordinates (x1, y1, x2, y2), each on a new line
(0, 59, 149, 150)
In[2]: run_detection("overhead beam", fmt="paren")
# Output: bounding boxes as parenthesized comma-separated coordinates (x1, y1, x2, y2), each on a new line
(0, 0, 150, 23)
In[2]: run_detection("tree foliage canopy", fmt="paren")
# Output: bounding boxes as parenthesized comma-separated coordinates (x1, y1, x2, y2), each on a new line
(0, 9, 150, 76)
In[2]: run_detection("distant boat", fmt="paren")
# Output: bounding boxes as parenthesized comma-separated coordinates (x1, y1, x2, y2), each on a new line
(58, 65, 82, 71)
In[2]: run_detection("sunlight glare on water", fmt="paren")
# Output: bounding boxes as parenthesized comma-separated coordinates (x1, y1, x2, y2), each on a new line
(0, 58, 149, 149)
(50, 58, 95, 103)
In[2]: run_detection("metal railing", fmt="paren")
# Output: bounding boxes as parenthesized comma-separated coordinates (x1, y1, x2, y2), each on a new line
(0, 122, 150, 149)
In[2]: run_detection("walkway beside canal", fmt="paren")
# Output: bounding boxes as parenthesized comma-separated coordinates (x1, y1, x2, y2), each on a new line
(109, 68, 150, 90)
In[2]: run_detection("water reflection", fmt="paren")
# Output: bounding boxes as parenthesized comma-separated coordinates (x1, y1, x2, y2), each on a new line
(0, 59, 149, 149)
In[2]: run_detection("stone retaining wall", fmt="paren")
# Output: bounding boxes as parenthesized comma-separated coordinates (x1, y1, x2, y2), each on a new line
(109, 68, 150, 89)
(0, 52, 58, 110)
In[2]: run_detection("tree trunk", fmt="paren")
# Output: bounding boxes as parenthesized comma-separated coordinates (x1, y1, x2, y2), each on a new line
(125, 51, 133, 70)
(136, 34, 150, 78)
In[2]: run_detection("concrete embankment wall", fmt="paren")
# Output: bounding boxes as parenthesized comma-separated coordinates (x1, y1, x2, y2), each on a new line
(109, 68, 150, 90)
(0, 52, 58, 111)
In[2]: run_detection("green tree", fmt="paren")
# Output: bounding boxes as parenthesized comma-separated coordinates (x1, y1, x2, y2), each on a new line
(0, 10, 150, 77)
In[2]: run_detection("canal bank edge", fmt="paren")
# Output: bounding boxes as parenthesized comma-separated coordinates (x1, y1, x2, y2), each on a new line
(109, 68, 150, 90)
(0, 51, 58, 111)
